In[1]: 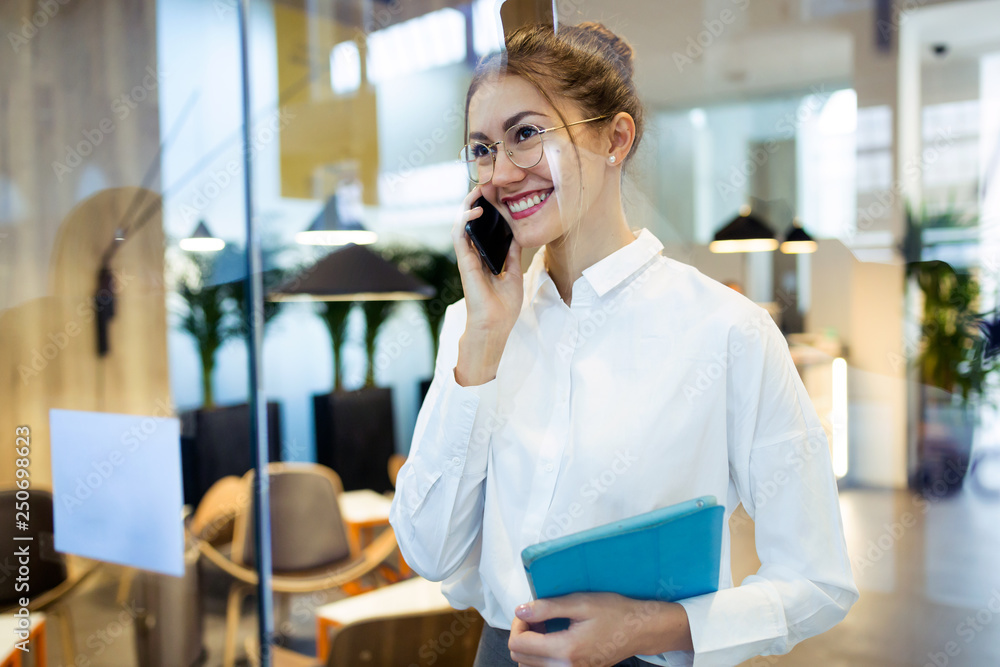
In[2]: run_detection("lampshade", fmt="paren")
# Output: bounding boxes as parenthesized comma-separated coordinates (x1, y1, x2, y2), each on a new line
(709, 207, 778, 253)
(296, 195, 377, 246)
(179, 220, 225, 252)
(780, 221, 818, 254)
(269, 243, 434, 302)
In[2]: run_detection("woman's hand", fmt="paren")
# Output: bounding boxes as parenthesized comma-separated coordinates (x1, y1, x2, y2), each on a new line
(507, 593, 693, 667)
(451, 184, 524, 386)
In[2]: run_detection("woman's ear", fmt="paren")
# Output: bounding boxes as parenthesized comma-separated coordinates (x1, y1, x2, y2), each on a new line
(607, 112, 636, 162)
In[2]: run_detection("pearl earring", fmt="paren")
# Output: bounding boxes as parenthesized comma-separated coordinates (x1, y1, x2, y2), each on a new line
(608, 155, 617, 164)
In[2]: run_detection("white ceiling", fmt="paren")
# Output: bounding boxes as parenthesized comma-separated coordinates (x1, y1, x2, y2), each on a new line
(554, 0, 1000, 109)
(563, 0, 855, 109)
(913, 0, 1000, 62)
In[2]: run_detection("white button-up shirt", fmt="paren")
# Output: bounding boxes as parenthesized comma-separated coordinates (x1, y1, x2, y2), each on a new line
(389, 229, 858, 667)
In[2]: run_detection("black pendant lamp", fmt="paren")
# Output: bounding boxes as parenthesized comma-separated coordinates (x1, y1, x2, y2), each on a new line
(709, 206, 778, 253)
(296, 194, 377, 246)
(269, 243, 433, 302)
(780, 219, 818, 254)
(180, 220, 225, 252)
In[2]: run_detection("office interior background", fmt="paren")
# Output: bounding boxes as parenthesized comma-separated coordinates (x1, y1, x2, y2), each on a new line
(2, 0, 1000, 665)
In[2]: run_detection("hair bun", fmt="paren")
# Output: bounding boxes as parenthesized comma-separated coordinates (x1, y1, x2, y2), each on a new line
(574, 21, 635, 80)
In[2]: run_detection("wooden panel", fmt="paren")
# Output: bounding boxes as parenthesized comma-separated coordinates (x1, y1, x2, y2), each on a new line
(0, 0, 168, 490)
(275, 3, 381, 202)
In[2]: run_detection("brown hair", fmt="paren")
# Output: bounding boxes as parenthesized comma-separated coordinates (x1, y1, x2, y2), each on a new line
(464, 21, 645, 171)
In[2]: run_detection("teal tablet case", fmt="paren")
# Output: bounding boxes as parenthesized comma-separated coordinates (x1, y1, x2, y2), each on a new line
(521, 496, 724, 632)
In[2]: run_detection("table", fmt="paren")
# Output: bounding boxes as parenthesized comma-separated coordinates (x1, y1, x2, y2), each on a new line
(337, 490, 393, 556)
(315, 576, 452, 663)
(337, 489, 411, 579)
(0, 612, 46, 667)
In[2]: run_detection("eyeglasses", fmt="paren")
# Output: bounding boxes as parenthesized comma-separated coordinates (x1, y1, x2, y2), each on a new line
(460, 114, 613, 184)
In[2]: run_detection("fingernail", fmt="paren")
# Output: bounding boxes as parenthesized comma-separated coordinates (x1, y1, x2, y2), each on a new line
(515, 604, 532, 619)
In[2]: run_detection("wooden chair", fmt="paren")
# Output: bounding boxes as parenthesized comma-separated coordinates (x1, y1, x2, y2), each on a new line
(187, 463, 400, 667)
(326, 608, 484, 666)
(244, 638, 322, 667)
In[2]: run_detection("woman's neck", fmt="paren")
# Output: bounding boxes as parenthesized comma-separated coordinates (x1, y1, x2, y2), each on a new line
(543, 200, 635, 305)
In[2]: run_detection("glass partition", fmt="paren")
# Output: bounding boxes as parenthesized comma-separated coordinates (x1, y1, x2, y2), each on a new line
(3, 0, 1000, 665)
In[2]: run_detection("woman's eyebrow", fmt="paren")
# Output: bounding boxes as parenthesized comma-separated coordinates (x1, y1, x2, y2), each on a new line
(469, 110, 549, 141)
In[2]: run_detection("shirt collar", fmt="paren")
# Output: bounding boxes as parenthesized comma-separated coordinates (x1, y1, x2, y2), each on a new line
(526, 228, 664, 304)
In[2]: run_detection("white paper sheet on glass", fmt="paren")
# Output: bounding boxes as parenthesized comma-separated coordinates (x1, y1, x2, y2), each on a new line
(49, 408, 184, 577)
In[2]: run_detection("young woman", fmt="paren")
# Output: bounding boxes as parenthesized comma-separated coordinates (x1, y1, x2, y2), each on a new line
(389, 22, 857, 667)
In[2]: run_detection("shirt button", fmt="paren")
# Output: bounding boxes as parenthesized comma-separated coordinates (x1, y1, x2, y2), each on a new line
(451, 457, 461, 466)
(545, 463, 554, 472)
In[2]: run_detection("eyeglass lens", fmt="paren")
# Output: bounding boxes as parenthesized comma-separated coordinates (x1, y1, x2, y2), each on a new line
(461, 124, 544, 183)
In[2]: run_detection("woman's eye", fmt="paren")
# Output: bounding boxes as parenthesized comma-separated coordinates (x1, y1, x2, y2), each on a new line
(513, 126, 539, 143)
(471, 144, 491, 159)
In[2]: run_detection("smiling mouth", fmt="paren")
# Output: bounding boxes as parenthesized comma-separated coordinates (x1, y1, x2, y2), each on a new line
(506, 189, 554, 218)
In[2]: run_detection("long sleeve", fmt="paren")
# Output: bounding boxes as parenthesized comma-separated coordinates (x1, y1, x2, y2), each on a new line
(676, 309, 859, 667)
(389, 300, 502, 582)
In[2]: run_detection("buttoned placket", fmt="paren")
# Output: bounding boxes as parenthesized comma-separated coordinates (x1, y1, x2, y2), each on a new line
(518, 282, 593, 546)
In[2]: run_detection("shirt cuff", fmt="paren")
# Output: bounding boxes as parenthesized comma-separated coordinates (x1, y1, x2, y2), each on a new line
(431, 367, 499, 478)
(676, 581, 787, 667)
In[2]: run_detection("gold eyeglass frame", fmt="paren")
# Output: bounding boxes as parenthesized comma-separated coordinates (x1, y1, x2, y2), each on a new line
(461, 114, 614, 184)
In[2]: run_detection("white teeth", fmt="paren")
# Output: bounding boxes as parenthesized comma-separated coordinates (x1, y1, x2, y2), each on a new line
(509, 190, 550, 213)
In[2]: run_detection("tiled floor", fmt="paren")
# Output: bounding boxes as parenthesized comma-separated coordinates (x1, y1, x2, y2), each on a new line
(37, 473, 1000, 666)
(730, 480, 1000, 666)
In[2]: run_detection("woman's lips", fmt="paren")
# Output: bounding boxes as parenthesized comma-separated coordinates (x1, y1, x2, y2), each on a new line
(506, 189, 554, 220)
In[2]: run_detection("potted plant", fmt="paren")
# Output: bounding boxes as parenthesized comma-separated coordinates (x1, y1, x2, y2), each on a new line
(380, 245, 463, 400)
(317, 301, 353, 393)
(313, 300, 399, 493)
(905, 206, 997, 496)
(292, 243, 433, 493)
(171, 249, 285, 506)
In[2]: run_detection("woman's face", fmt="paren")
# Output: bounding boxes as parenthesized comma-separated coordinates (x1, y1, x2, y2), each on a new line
(466, 75, 607, 249)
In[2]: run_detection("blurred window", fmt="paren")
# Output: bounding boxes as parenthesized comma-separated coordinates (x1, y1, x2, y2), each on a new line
(472, 0, 504, 57)
(367, 7, 467, 84)
(330, 40, 361, 95)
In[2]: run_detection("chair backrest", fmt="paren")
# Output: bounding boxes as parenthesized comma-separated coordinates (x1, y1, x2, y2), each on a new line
(189, 475, 244, 546)
(327, 608, 484, 667)
(0, 489, 68, 606)
(233, 463, 352, 573)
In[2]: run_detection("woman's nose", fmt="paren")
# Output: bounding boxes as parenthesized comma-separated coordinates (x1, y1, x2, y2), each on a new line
(490, 147, 525, 187)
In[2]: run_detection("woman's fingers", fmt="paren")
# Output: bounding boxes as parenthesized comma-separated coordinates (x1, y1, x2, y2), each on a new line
(503, 236, 523, 279)
(452, 186, 489, 289)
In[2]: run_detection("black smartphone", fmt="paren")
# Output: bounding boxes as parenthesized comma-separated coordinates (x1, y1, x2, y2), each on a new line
(465, 196, 513, 275)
